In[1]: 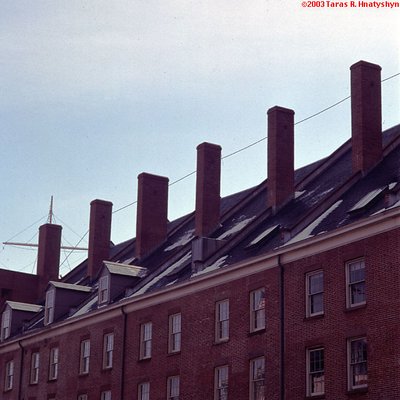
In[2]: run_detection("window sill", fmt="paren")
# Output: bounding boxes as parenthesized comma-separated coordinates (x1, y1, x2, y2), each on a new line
(347, 386, 368, 395)
(305, 394, 325, 400)
(345, 303, 366, 313)
(248, 328, 266, 337)
(138, 357, 152, 362)
(167, 350, 181, 356)
(79, 372, 89, 377)
(304, 313, 324, 322)
(214, 338, 229, 345)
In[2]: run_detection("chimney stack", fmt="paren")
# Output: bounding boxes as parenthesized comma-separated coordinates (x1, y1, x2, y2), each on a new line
(195, 142, 222, 237)
(351, 60, 382, 174)
(37, 223, 62, 299)
(267, 106, 295, 211)
(135, 173, 169, 259)
(87, 199, 113, 280)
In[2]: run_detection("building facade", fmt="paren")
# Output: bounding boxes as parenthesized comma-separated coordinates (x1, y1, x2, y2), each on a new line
(1, 60, 400, 400)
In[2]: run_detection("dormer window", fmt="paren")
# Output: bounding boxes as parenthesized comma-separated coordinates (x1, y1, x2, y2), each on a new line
(98, 275, 110, 305)
(44, 289, 55, 325)
(1, 309, 11, 341)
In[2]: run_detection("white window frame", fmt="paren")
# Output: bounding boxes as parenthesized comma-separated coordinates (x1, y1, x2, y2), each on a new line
(348, 337, 368, 390)
(48, 347, 59, 380)
(101, 390, 112, 400)
(306, 271, 324, 317)
(1, 308, 11, 341)
(167, 375, 180, 400)
(307, 347, 325, 396)
(168, 313, 181, 353)
(215, 300, 229, 342)
(98, 275, 110, 305)
(103, 333, 114, 369)
(4, 360, 14, 391)
(214, 365, 228, 400)
(140, 322, 152, 359)
(346, 259, 366, 308)
(250, 288, 265, 332)
(44, 288, 55, 325)
(79, 339, 90, 374)
(138, 381, 150, 400)
(30, 352, 40, 384)
(250, 357, 265, 400)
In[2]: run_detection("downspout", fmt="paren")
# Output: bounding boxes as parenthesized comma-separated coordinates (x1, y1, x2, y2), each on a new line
(278, 254, 285, 400)
(17, 339, 24, 400)
(120, 306, 127, 400)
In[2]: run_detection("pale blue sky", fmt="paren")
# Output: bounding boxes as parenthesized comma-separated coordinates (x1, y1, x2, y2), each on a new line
(1, 1, 399, 276)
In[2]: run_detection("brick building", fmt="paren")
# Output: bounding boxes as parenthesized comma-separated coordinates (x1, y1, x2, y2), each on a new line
(1, 60, 400, 400)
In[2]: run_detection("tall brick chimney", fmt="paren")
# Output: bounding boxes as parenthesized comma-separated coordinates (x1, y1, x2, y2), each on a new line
(135, 173, 169, 259)
(267, 106, 295, 210)
(87, 199, 113, 280)
(37, 223, 62, 299)
(351, 60, 382, 173)
(195, 142, 222, 237)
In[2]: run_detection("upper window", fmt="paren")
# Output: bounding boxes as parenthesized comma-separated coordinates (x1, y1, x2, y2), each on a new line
(103, 333, 114, 369)
(168, 313, 181, 353)
(214, 365, 228, 400)
(101, 390, 112, 400)
(307, 347, 324, 396)
(48, 347, 59, 381)
(44, 288, 55, 325)
(348, 337, 367, 390)
(30, 352, 40, 384)
(250, 357, 265, 400)
(306, 271, 324, 317)
(1, 309, 11, 341)
(4, 360, 14, 391)
(167, 375, 180, 400)
(346, 259, 366, 308)
(138, 382, 150, 400)
(215, 300, 229, 342)
(98, 275, 110, 305)
(79, 339, 90, 375)
(140, 322, 152, 360)
(250, 289, 265, 332)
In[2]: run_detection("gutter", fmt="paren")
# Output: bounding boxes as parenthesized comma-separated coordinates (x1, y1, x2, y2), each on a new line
(17, 339, 24, 400)
(120, 306, 127, 400)
(278, 254, 285, 400)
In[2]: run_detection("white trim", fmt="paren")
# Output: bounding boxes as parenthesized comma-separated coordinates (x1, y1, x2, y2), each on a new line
(214, 365, 229, 400)
(139, 322, 152, 359)
(168, 313, 181, 353)
(103, 332, 114, 369)
(306, 347, 325, 396)
(346, 258, 366, 308)
(30, 351, 40, 384)
(250, 288, 265, 332)
(215, 300, 229, 342)
(305, 270, 324, 317)
(347, 336, 368, 390)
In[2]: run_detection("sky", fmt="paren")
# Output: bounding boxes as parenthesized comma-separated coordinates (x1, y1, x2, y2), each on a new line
(1, 0, 399, 277)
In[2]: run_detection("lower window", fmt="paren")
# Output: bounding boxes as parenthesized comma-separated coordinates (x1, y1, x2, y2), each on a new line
(348, 337, 367, 390)
(250, 357, 265, 400)
(214, 365, 228, 400)
(307, 347, 324, 396)
(167, 375, 180, 400)
(138, 382, 150, 400)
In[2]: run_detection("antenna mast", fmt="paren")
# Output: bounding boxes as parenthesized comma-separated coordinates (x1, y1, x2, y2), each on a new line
(47, 195, 54, 224)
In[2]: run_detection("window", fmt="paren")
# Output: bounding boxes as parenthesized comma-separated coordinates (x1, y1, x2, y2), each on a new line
(44, 288, 55, 325)
(4, 360, 14, 391)
(30, 352, 40, 384)
(140, 322, 152, 359)
(307, 348, 324, 396)
(167, 375, 180, 400)
(214, 365, 228, 400)
(98, 275, 109, 305)
(101, 390, 111, 400)
(138, 382, 150, 400)
(78, 395, 88, 400)
(348, 337, 367, 390)
(215, 300, 229, 342)
(346, 259, 366, 307)
(103, 333, 114, 369)
(48, 347, 59, 380)
(169, 313, 181, 353)
(79, 339, 90, 374)
(306, 271, 324, 317)
(250, 289, 265, 332)
(250, 357, 265, 400)
(1, 309, 11, 341)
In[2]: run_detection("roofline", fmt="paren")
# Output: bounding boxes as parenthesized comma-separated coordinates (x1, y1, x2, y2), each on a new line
(2, 204, 400, 352)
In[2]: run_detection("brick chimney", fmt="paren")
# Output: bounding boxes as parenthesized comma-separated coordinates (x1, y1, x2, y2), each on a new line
(267, 106, 295, 210)
(87, 199, 113, 280)
(195, 142, 222, 237)
(37, 223, 62, 299)
(135, 173, 169, 259)
(351, 60, 382, 173)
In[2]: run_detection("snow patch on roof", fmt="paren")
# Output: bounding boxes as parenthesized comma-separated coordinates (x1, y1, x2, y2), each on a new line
(349, 188, 384, 212)
(295, 190, 306, 198)
(287, 200, 343, 244)
(192, 255, 228, 277)
(164, 230, 195, 251)
(248, 225, 280, 247)
(71, 295, 98, 317)
(218, 216, 256, 240)
(133, 252, 192, 296)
